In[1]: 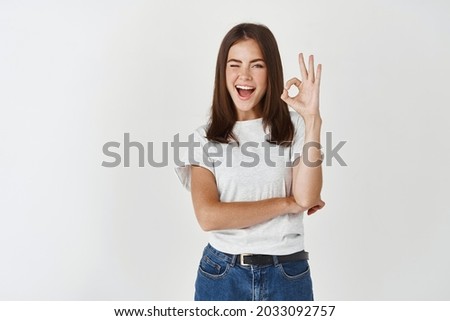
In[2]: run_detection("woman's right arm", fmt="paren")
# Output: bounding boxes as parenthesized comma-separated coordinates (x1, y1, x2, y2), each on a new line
(190, 165, 305, 231)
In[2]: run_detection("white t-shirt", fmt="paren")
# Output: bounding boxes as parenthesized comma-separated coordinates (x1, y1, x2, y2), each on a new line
(175, 111, 306, 255)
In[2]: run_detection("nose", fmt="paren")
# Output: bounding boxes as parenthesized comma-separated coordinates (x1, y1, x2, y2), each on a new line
(239, 67, 252, 80)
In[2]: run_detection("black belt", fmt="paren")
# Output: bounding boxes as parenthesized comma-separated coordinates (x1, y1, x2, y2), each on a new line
(239, 251, 309, 266)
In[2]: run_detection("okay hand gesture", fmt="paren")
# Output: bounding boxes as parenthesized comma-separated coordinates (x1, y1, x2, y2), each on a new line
(281, 53, 322, 118)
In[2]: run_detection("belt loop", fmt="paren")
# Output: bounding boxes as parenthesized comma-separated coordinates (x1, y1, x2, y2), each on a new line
(230, 254, 237, 267)
(272, 255, 279, 266)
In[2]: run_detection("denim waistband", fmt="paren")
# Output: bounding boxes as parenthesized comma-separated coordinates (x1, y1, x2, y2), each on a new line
(204, 243, 237, 264)
(204, 243, 307, 267)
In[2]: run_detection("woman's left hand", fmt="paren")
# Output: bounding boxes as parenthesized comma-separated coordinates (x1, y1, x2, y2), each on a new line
(281, 53, 321, 118)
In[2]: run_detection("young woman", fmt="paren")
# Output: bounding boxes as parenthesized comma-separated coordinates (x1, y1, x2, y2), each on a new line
(175, 23, 325, 301)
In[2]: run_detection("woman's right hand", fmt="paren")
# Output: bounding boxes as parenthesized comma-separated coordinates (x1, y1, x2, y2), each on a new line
(306, 199, 325, 215)
(287, 196, 307, 213)
(287, 196, 325, 215)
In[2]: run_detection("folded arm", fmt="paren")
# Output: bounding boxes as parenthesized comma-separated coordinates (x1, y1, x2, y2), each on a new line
(190, 165, 305, 231)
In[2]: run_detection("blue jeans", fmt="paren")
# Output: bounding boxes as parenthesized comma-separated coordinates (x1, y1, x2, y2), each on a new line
(194, 244, 314, 301)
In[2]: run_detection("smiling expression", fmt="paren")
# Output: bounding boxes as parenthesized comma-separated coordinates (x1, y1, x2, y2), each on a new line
(225, 39, 268, 121)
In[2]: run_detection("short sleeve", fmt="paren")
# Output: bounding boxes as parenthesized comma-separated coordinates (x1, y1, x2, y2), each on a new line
(290, 111, 306, 164)
(174, 127, 215, 191)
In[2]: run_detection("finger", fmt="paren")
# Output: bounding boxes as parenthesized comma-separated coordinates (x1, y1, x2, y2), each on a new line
(315, 64, 322, 88)
(284, 77, 302, 90)
(280, 88, 288, 101)
(309, 55, 315, 82)
(308, 205, 319, 213)
(315, 201, 324, 209)
(298, 53, 308, 81)
(280, 88, 295, 106)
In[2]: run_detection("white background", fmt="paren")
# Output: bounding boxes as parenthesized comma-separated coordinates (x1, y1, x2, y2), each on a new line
(1, 0, 449, 300)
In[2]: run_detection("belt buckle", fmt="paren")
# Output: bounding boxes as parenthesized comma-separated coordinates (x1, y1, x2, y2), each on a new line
(240, 253, 252, 266)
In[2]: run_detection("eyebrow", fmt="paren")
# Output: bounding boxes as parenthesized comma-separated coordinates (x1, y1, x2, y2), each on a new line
(227, 58, 265, 64)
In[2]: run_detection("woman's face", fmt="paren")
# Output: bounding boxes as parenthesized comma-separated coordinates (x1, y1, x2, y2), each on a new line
(225, 38, 268, 120)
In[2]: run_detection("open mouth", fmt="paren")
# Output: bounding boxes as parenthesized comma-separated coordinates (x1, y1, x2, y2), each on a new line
(235, 85, 255, 99)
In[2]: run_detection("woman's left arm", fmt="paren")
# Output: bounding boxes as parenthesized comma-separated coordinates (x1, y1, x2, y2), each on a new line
(281, 53, 324, 212)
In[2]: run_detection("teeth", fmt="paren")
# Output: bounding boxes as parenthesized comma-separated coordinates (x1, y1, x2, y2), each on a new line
(236, 85, 254, 90)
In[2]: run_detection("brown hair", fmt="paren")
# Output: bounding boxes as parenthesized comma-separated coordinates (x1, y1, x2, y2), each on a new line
(206, 23, 294, 146)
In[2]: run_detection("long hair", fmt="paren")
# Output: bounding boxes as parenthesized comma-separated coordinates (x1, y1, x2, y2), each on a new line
(206, 23, 294, 146)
